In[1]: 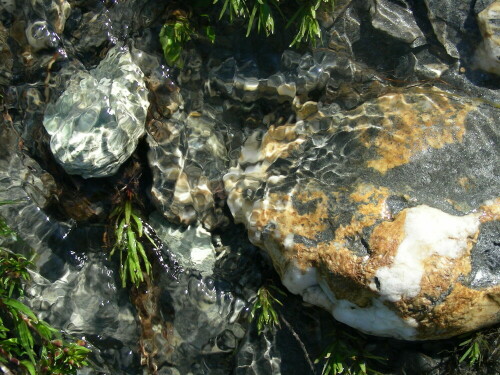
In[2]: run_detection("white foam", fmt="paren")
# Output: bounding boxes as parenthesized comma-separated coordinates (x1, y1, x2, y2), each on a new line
(375, 205, 480, 302)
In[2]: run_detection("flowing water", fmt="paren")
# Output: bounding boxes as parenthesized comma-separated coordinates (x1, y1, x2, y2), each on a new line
(1, 0, 499, 374)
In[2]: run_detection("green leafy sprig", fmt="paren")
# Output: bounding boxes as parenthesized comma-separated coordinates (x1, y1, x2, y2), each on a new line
(0, 249, 91, 375)
(316, 331, 386, 375)
(249, 285, 285, 335)
(109, 200, 154, 288)
(160, 0, 335, 67)
(159, 15, 194, 68)
(456, 330, 495, 368)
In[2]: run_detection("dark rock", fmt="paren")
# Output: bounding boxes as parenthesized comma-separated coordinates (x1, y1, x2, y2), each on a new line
(369, 0, 426, 48)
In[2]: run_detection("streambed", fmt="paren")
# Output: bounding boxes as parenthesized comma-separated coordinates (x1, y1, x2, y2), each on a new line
(0, 0, 499, 374)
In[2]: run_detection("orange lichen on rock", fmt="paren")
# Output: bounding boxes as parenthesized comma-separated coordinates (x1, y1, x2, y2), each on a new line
(357, 90, 472, 174)
(366, 211, 407, 272)
(314, 184, 394, 305)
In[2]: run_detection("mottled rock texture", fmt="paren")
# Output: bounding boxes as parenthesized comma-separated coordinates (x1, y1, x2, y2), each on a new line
(43, 46, 149, 178)
(225, 88, 500, 340)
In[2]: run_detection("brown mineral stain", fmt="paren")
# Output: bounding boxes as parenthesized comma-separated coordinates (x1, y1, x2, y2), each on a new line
(366, 211, 407, 272)
(418, 250, 472, 304)
(357, 90, 472, 174)
(416, 284, 500, 339)
(334, 184, 392, 243)
(250, 187, 330, 270)
(458, 176, 474, 191)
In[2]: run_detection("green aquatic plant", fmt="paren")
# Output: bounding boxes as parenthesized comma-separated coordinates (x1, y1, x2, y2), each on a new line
(454, 328, 499, 370)
(316, 330, 386, 375)
(249, 284, 285, 335)
(159, 14, 195, 68)
(288, 0, 328, 46)
(160, 0, 335, 66)
(214, 0, 334, 43)
(458, 333, 487, 367)
(0, 249, 91, 375)
(109, 200, 154, 288)
(0, 200, 20, 241)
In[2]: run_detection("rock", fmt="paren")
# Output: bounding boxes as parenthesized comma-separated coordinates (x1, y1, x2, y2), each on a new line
(67, 10, 111, 59)
(149, 211, 216, 275)
(369, 0, 426, 47)
(28, 0, 71, 34)
(0, 22, 13, 87)
(208, 57, 297, 102)
(147, 111, 229, 230)
(423, 0, 469, 59)
(224, 87, 500, 340)
(131, 225, 262, 374)
(43, 45, 149, 179)
(26, 255, 139, 346)
(0, 0, 15, 14)
(474, 1, 500, 75)
(25, 20, 60, 51)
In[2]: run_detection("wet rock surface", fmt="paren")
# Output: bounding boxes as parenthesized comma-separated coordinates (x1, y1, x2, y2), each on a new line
(147, 111, 229, 230)
(43, 45, 150, 178)
(0, 0, 499, 373)
(475, 1, 500, 75)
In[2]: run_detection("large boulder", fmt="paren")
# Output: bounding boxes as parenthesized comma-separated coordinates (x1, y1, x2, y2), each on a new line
(224, 87, 500, 340)
(43, 45, 149, 178)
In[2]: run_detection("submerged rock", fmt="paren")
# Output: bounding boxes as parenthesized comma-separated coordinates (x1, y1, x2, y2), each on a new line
(25, 20, 60, 51)
(28, 0, 71, 34)
(149, 211, 216, 275)
(43, 45, 149, 179)
(147, 111, 229, 230)
(475, 1, 500, 75)
(224, 87, 500, 340)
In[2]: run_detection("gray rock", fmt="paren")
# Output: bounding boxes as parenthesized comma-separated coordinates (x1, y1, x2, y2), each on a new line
(424, 0, 471, 58)
(0, 22, 13, 88)
(25, 256, 139, 346)
(28, 0, 71, 34)
(43, 46, 149, 179)
(25, 20, 60, 51)
(369, 0, 426, 47)
(224, 87, 500, 340)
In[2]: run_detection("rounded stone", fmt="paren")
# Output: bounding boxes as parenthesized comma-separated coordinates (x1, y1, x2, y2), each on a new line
(43, 46, 150, 179)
